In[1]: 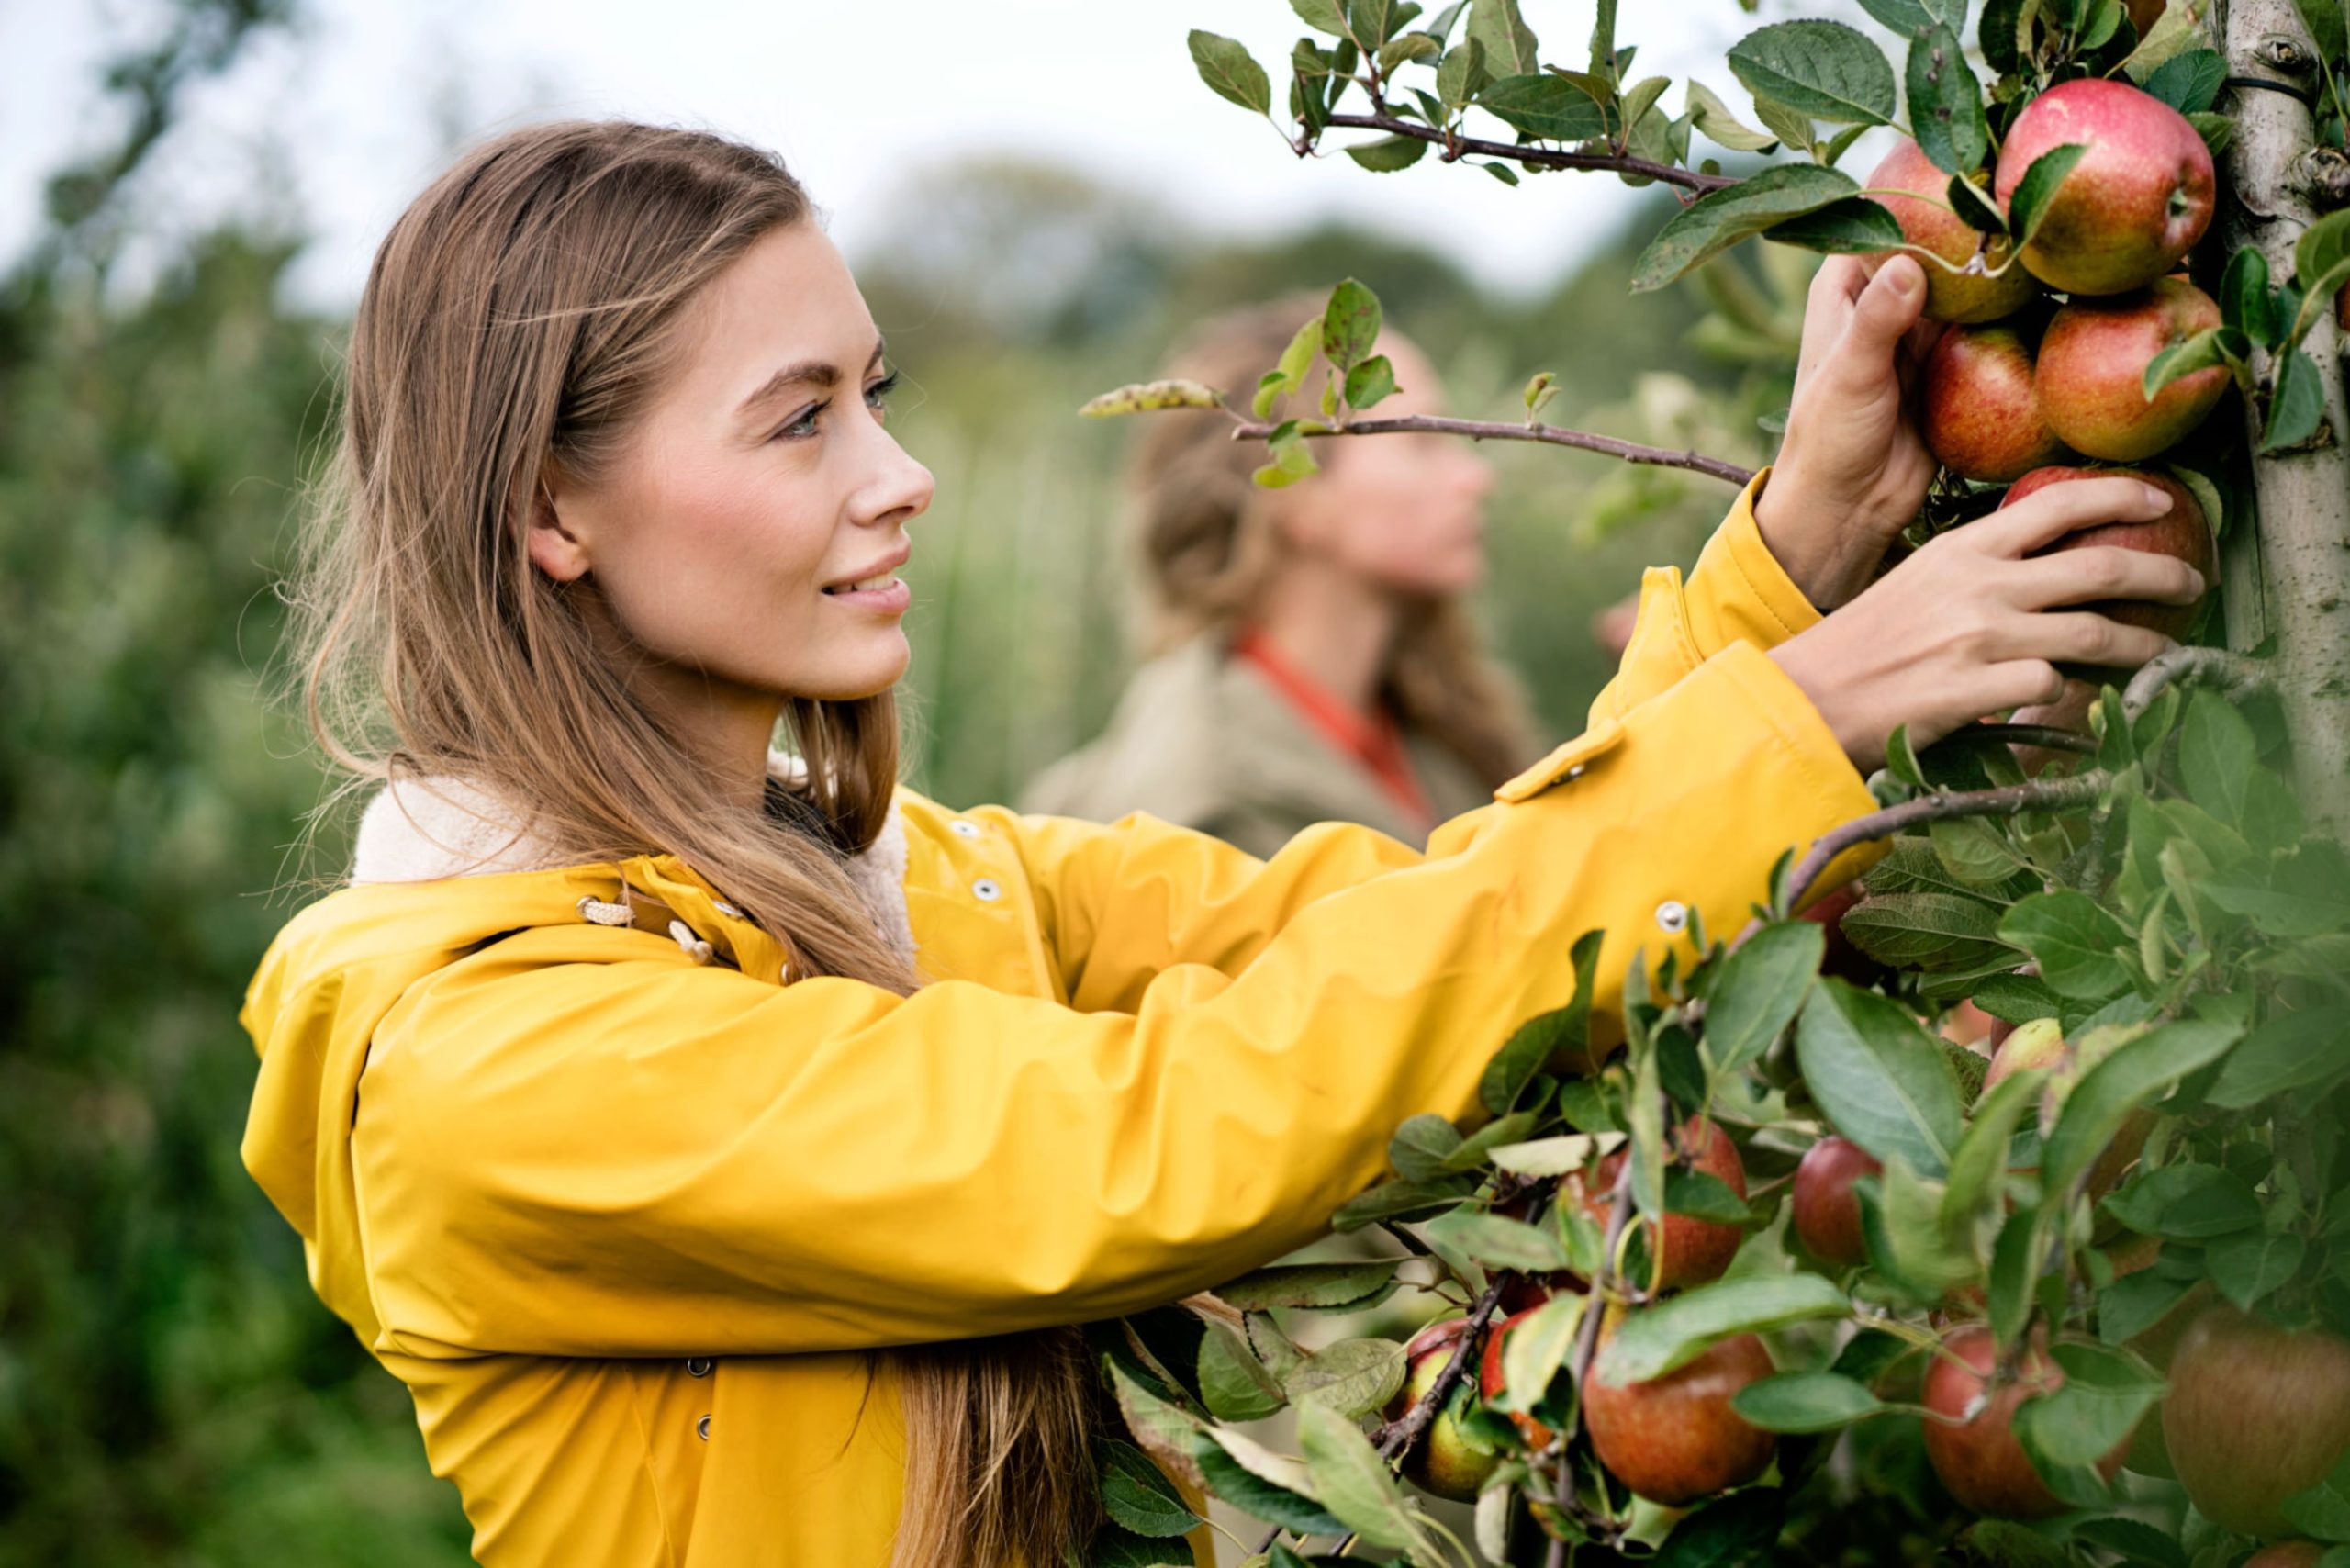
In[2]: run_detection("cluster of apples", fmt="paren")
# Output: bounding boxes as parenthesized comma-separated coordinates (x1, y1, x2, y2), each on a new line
(1872, 77, 2222, 635)
(1388, 1116, 1777, 1509)
(1793, 1020, 2350, 1539)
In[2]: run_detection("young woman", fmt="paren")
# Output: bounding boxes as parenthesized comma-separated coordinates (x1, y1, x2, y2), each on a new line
(1021, 301, 1539, 855)
(240, 121, 2202, 1568)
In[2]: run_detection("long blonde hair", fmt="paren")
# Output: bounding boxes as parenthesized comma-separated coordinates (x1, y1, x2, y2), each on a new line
(1129, 298, 1540, 788)
(289, 119, 1097, 1568)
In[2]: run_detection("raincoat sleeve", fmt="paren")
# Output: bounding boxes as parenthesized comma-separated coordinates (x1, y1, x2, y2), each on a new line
(353, 634, 1880, 1362)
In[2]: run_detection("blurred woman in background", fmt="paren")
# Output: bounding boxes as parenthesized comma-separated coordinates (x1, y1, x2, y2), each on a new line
(1021, 301, 1541, 855)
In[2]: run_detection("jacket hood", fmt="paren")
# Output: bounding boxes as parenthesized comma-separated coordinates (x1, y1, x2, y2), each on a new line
(238, 758, 910, 1347)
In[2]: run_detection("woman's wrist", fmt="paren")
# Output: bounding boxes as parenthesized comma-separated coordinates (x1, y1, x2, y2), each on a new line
(1751, 470, 1897, 612)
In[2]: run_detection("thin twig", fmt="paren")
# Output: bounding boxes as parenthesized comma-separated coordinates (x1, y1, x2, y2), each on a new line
(1935, 723, 2100, 756)
(1320, 110, 1739, 197)
(1781, 773, 2113, 916)
(1230, 413, 1756, 486)
(1375, 1271, 1513, 1462)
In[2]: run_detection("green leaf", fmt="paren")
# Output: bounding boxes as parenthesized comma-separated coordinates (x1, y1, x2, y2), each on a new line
(1321, 278, 1382, 372)
(2101, 1163, 2262, 1238)
(2012, 1340, 2165, 1471)
(1494, 1290, 1585, 1414)
(1941, 1067, 2046, 1236)
(2279, 1445, 2350, 1540)
(2143, 326, 2247, 401)
(1346, 0, 1413, 49)
(2042, 1015, 2246, 1194)
(2098, 1263, 2198, 1346)
(1929, 816, 2030, 888)
(1764, 196, 1908, 255)
(1286, 1337, 1409, 1417)
(1906, 25, 1987, 173)
(1987, 1205, 2043, 1347)
(1422, 1208, 1572, 1272)
(2297, 0, 2350, 68)
(1294, 1398, 1427, 1551)
(1702, 921, 1821, 1072)
(1728, 20, 1898, 125)
(1104, 1354, 1209, 1489)
(1343, 353, 1397, 409)
(2188, 110, 2236, 158)
(1488, 1132, 1606, 1177)
(1437, 35, 1485, 105)
(1633, 164, 1865, 291)
(1652, 1490, 1788, 1567)
(1197, 1321, 1287, 1421)
(1293, 0, 1351, 35)
(1477, 73, 1610, 140)
(1860, 0, 1961, 33)
(1197, 1428, 1347, 1535)
(2263, 348, 2327, 452)
(1686, 79, 1780, 152)
(1866, 1151, 1983, 1297)
(1344, 133, 1431, 171)
(1751, 95, 1817, 156)
(1731, 1371, 1886, 1432)
(2143, 48, 2226, 115)
(1596, 1273, 1852, 1383)
(1189, 30, 1274, 114)
(1665, 1168, 1753, 1226)
(1098, 1438, 1204, 1538)
(1842, 890, 2018, 974)
(1438, 1109, 1543, 1174)
(1217, 1260, 1405, 1311)
(1377, 31, 1441, 73)
(1465, 0, 1539, 76)
(2222, 246, 2277, 342)
(1080, 379, 1225, 418)
(1332, 1175, 1473, 1230)
(1089, 1521, 1196, 1568)
(2180, 688, 2258, 829)
(2208, 1007, 2350, 1108)
(1796, 980, 1969, 1176)
(1389, 1114, 1463, 1182)
(2008, 143, 2089, 249)
(2208, 1226, 2308, 1308)
(1967, 972, 2064, 1025)
(1998, 891, 2137, 1002)
(1482, 931, 1601, 1114)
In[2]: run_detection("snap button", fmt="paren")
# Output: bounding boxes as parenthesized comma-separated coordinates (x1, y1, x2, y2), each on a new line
(972, 878, 1002, 902)
(950, 820, 981, 839)
(1565, 764, 1586, 780)
(1654, 900, 1690, 935)
(686, 1358, 713, 1378)
(696, 1415, 711, 1440)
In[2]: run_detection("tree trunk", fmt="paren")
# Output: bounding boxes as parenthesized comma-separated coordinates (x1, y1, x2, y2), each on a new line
(2217, 0, 2350, 833)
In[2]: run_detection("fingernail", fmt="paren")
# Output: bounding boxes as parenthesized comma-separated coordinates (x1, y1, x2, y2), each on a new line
(2188, 567, 2208, 595)
(2142, 484, 2173, 511)
(1889, 264, 1919, 297)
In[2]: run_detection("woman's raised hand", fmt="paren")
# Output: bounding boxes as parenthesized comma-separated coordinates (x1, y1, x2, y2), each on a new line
(1752, 253, 1945, 610)
(1768, 476, 2205, 772)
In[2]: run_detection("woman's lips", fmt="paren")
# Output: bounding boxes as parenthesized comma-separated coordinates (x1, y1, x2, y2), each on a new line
(822, 577, 911, 614)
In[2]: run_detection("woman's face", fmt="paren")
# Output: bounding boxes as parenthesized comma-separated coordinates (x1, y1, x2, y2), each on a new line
(1274, 336, 1494, 598)
(533, 222, 934, 711)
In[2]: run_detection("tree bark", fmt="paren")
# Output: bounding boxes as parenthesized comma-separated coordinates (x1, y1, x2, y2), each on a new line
(2218, 0, 2350, 833)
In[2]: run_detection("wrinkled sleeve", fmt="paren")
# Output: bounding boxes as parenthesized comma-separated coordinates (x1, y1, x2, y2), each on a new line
(354, 635, 1877, 1362)
(1587, 465, 1827, 726)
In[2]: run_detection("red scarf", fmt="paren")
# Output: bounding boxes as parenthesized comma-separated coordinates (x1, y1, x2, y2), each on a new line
(1234, 629, 1434, 832)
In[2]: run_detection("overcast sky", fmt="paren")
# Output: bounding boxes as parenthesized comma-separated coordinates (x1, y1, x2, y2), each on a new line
(2, 0, 1773, 311)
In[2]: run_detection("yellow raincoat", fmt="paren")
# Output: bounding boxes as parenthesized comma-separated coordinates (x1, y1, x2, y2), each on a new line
(239, 475, 1878, 1566)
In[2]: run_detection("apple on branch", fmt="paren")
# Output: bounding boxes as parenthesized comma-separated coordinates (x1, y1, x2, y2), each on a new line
(2034, 279, 2231, 463)
(2162, 1307, 2350, 1540)
(1995, 78, 2215, 297)
(1923, 1324, 2127, 1518)
(1997, 466, 2215, 645)
(1922, 317, 2073, 484)
(1585, 1315, 1776, 1507)
(1385, 1316, 1502, 1503)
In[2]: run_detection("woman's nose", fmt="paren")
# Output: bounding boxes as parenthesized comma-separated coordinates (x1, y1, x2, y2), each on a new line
(857, 432, 934, 530)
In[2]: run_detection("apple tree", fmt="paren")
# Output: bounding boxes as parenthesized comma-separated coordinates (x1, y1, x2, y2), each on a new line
(1077, 2, 2350, 1564)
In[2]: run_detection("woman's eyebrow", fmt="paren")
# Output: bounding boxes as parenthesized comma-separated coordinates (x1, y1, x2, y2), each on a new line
(734, 340, 889, 420)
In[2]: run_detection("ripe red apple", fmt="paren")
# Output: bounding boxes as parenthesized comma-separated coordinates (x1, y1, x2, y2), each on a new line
(1994, 78, 2215, 296)
(1863, 139, 2042, 324)
(1923, 319, 2072, 482)
(1791, 1136, 1881, 1268)
(1387, 1316, 1502, 1502)
(1572, 1116, 1749, 1291)
(1802, 880, 1890, 989)
(1924, 1325, 2128, 1518)
(2033, 280, 2229, 461)
(1585, 1323, 1776, 1506)
(1998, 465, 2215, 642)
(2242, 1545, 2328, 1568)
(1479, 1306, 1560, 1450)
(2163, 1307, 2350, 1539)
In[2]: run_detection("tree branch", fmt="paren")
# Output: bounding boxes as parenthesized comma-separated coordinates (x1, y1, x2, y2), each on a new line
(1319, 111, 1740, 197)
(1230, 413, 1756, 486)
(1783, 773, 2114, 914)
(2121, 645, 2272, 718)
(1374, 1271, 1512, 1462)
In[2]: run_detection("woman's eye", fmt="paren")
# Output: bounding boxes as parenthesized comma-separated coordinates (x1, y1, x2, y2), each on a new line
(865, 372, 900, 415)
(776, 401, 827, 440)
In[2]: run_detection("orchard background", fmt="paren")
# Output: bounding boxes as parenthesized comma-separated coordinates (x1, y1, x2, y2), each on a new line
(4, 2, 2347, 1567)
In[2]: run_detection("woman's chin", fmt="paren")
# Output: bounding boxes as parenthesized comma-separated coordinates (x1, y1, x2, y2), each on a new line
(801, 635, 911, 702)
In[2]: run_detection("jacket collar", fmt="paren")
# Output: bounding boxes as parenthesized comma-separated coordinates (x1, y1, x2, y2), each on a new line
(349, 753, 915, 971)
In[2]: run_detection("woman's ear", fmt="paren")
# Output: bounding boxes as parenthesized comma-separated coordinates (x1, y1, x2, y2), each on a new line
(525, 476, 592, 584)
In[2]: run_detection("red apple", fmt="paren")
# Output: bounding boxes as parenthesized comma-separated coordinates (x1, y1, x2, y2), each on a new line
(1923, 319, 2072, 482)
(1994, 78, 2215, 297)
(1387, 1316, 1502, 1501)
(2243, 1546, 2329, 1568)
(1863, 140, 2042, 324)
(1802, 881, 1890, 989)
(1791, 1136, 1881, 1268)
(2163, 1307, 2350, 1540)
(1998, 465, 2215, 642)
(1585, 1324, 1776, 1506)
(1924, 1325, 2128, 1518)
(1572, 1116, 1749, 1292)
(1479, 1306, 1560, 1450)
(2033, 280, 2229, 461)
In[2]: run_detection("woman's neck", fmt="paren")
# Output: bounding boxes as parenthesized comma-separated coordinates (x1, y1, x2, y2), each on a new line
(1246, 557, 1402, 716)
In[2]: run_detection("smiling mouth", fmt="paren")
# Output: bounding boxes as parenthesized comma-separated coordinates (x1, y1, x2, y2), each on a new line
(822, 575, 901, 595)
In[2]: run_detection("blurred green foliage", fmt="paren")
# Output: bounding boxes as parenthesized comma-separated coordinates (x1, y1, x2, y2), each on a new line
(0, 16, 1800, 1563)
